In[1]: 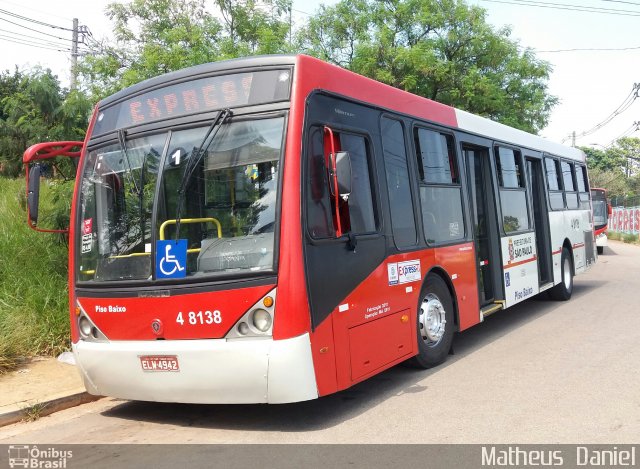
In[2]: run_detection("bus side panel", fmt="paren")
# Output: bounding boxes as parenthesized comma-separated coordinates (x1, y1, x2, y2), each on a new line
(272, 61, 312, 341)
(548, 211, 567, 284)
(309, 315, 339, 397)
(319, 243, 479, 392)
(434, 243, 481, 332)
(500, 233, 540, 308)
(69, 106, 99, 344)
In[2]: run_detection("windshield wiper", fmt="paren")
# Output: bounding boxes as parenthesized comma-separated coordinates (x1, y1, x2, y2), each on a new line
(117, 129, 140, 195)
(174, 108, 232, 240)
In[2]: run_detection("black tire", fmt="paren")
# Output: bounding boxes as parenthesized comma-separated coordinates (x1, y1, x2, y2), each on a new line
(597, 246, 604, 255)
(549, 247, 573, 301)
(410, 274, 455, 369)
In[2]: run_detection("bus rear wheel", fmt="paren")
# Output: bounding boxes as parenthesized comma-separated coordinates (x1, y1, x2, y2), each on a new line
(549, 247, 573, 301)
(410, 274, 455, 369)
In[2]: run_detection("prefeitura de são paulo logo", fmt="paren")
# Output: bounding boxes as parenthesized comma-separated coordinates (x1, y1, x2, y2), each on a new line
(7, 445, 72, 468)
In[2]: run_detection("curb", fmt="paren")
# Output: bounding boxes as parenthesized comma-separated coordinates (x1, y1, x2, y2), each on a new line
(0, 392, 102, 428)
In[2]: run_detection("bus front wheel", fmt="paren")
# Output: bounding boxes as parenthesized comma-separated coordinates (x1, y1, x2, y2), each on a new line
(549, 248, 573, 301)
(410, 274, 455, 369)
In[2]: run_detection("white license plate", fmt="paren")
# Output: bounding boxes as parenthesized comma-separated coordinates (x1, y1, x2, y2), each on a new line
(139, 355, 179, 372)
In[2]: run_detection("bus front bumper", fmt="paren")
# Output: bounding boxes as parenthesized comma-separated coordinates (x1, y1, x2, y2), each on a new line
(72, 333, 318, 404)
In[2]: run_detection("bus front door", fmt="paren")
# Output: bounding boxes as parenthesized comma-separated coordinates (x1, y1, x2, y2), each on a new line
(465, 147, 503, 308)
(526, 158, 553, 285)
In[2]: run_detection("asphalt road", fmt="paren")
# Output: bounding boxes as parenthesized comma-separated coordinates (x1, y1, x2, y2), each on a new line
(2, 240, 639, 444)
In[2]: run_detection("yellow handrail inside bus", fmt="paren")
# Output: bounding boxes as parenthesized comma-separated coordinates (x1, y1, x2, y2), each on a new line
(110, 252, 151, 258)
(159, 218, 222, 254)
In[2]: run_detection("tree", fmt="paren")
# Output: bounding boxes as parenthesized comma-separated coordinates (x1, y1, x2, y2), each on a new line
(0, 68, 91, 177)
(298, 0, 557, 133)
(79, 0, 293, 101)
(580, 138, 640, 199)
(586, 167, 628, 198)
(610, 137, 640, 178)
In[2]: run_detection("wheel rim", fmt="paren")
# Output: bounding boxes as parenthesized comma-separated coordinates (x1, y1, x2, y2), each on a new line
(419, 293, 447, 346)
(563, 257, 571, 289)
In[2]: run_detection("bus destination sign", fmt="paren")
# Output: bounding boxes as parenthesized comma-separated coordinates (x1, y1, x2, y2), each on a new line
(92, 69, 291, 136)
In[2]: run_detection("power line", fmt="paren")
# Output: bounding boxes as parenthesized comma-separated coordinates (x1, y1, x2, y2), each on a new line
(0, 29, 73, 49)
(480, 0, 640, 16)
(500, 0, 640, 13)
(605, 122, 640, 147)
(0, 0, 72, 22)
(0, 7, 72, 30)
(537, 45, 640, 52)
(598, 0, 640, 6)
(0, 34, 71, 52)
(0, 15, 71, 41)
(563, 84, 640, 143)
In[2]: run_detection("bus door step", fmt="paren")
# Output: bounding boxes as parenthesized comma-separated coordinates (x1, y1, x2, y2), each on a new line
(480, 302, 503, 320)
(538, 282, 555, 292)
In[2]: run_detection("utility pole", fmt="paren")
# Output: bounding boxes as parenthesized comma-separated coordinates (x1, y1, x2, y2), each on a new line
(288, 5, 292, 48)
(571, 130, 576, 147)
(71, 18, 79, 91)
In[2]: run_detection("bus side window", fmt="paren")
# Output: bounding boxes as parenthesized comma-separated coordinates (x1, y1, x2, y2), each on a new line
(306, 126, 377, 238)
(306, 127, 334, 238)
(381, 117, 417, 248)
(576, 165, 590, 209)
(495, 146, 530, 233)
(545, 157, 564, 210)
(338, 133, 376, 234)
(414, 127, 464, 244)
(562, 161, 579, 210)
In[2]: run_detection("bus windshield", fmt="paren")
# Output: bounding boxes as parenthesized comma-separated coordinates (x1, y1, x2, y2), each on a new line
(77, 116, 284, 282)
(592, 196, 608, 228)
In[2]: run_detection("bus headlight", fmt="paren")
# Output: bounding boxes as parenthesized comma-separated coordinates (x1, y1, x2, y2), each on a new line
(225, 288, 276, 339)
(237, 322, 250, 335)
(79, 316, 92, 337)
(251, 309, 272, 332)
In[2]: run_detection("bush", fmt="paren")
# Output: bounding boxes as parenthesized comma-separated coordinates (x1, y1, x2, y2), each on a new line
(0, 177, 69, 372)
(608, 232, 621, 241)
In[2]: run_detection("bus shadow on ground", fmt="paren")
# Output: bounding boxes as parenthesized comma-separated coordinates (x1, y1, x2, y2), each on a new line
(101, 278, 605, 433)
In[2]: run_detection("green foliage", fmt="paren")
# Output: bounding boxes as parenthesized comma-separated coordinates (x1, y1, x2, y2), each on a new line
(586, 167, 628, 198)
(610, 137, 640, 178)
(79, 0, 293, 101)
(77, 0, 557, 134)
(582, 145, 626, 173)
(298, 0, 557, 133)
(580, 138, 640, 199)
(0, 68, 91, 177)
(0, 178, 69, 372)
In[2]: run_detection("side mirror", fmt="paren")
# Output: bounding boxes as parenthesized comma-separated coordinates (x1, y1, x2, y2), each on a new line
(23, 141, 83, 233)
(330, 151, 352, 198)
(27, 164, 42, 225)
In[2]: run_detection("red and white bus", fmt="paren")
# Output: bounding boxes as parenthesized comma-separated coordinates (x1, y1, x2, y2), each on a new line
(24, 55, 597, 404)
(590, 188, 610, 254)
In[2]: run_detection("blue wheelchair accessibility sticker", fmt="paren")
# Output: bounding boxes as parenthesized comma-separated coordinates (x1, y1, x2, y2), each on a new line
(156, 239, 187, 278)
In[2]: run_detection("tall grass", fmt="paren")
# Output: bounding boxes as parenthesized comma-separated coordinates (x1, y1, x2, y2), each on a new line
(0, 177, 70, 372)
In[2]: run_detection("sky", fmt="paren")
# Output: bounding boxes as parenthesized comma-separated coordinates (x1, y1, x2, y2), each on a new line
(0, 0, 638, 148)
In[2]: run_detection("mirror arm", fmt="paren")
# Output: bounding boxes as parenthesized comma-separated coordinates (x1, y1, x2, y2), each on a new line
(22, 141, 83, 234)
(324, 126, 343, 237)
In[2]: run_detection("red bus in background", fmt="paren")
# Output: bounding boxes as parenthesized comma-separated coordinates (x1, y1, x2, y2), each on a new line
(24, 55, 597, 404)
(590, 188, 610, 254)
